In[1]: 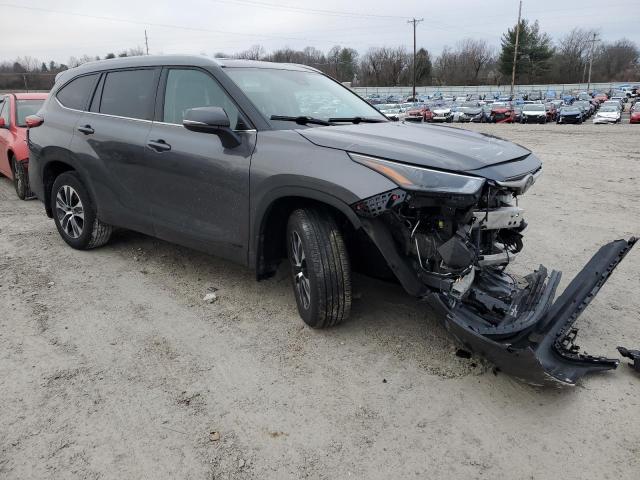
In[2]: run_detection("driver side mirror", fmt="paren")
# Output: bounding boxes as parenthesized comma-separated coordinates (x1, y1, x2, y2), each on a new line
(183, 106, 241, 149)
(0, 118, 5, 128)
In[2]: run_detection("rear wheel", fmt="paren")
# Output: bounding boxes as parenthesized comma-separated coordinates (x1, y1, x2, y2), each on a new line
(286, 208, 352, 328)
(11, 158, 30, 200)
(51, 172, 112, 250)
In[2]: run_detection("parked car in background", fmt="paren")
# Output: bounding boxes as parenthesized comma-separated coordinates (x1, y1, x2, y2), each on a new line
(489, 102, 514, 123)
(0, 92, 48, 199)
(460, 102, 485, 123)
(556, 105, 583, 124)
(593, 105, 622, 124)
(431, 104, 453, 122)
(511, 105, 523, 123)
(405, 104, 433, 123)
(630, 102, 640, 124)
(574, 100, 595, 119)
(520, 103, 547, 123)
(28, 55, 635, 385)
(593, 92, 608, 103)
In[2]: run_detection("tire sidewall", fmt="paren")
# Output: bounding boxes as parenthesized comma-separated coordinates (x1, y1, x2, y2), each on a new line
(51, 172, 98, 249)
(12, 158, 27, 200)
(286, 211, 321, 326)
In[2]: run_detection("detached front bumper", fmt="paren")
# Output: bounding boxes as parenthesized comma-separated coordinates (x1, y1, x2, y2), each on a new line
(427, 238, 636, 386)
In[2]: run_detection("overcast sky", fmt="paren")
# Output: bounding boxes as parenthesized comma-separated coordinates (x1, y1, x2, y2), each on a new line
(2, 0, 638, 64)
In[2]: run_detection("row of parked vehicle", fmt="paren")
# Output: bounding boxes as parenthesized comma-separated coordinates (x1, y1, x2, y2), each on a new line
(365, 84, 639, 106)
(370, 91, 637, 125)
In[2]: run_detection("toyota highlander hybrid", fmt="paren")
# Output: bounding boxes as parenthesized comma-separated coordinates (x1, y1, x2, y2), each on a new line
(27, 56, 636, 385)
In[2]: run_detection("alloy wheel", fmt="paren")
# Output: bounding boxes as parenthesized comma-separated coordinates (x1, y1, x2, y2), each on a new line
(56, 185, 84, 239)
(291, 231, 311, 309)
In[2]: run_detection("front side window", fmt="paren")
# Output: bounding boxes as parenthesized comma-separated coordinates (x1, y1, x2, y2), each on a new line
(100, 69, 157, 120)
(16, 99, 45, 127)
(163, 69, 240, 128)
(225, 68, 386, 125)
(56, 74, 98, 110)
(0, 97, 9, 126)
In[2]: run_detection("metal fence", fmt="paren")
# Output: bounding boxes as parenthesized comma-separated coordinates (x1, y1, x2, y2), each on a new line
(352, 82, 635, 98)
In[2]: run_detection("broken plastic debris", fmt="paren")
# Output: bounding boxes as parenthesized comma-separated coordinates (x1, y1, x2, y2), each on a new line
(617, 347, 640, 372)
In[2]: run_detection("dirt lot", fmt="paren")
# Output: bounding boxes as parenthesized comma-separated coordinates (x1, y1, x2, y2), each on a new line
(1, 122, 639, 479)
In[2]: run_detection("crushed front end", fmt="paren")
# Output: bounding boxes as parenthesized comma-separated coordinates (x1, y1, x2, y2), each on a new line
(350, 153, 636, 386)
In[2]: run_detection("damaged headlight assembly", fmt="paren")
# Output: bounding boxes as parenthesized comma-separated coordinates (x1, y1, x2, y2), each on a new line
(349, 152, 637, 387)
(349, 153, 485, 195)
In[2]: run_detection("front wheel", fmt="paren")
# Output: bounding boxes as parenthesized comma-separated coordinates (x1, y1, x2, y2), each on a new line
(286, 208, 352, 328)
(51, 172, 112, 250)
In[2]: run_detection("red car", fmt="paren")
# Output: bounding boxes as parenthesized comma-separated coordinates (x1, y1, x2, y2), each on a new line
(405, 105, 433, 122)
(594, 93, 608, 104)
(630, 103, 640, 124)
(0, 92, 48, 199)
(490, 103, 514, 123)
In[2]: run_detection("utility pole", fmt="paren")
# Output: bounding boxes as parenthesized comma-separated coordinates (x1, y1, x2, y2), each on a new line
(145, 29, 150, 55)
(407, 17, 424, 100)
(586, 32, 598, 93)
(510, 1, 522, 97)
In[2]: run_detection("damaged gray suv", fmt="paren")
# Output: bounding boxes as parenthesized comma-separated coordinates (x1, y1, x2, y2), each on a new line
(28, 56, 635, 385)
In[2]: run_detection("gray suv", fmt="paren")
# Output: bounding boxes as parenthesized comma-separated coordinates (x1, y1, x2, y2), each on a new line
(28, 55, 635, 385)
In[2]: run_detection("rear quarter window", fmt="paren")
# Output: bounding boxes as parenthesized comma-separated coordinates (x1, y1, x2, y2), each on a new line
(99, 69, 157, 120)
(56, 74, 99, 110)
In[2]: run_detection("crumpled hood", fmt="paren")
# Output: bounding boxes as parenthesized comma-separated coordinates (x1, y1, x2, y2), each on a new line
(297, 122, 532, 173)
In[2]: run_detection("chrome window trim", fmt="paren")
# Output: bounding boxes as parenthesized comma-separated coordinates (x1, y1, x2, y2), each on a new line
(55, 97, 256, 132)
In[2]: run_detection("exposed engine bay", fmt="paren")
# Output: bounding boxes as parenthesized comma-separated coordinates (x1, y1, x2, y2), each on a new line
(352, 166, 636, 386)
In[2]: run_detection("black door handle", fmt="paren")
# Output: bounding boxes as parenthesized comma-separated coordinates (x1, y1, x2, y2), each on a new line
(77, 125, 94, 135)
(147, 139, 171, 152)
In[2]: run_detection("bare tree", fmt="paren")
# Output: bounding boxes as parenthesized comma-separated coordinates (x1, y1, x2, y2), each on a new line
(591, 38, 639, 82)
(234, 45, 265, 60)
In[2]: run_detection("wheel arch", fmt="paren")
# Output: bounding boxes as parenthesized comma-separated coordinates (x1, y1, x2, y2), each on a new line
(39, 148, 92, 218)
(252, 188, 362, 280)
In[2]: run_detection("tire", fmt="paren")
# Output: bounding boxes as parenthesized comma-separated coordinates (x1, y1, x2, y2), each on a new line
(51, 171, 112, 250)
(286, 208, 352, 328)
(11, 157, 31, 200)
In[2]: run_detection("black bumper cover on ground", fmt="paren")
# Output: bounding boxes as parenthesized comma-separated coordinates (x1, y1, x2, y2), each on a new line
(428, 238, 637, 386)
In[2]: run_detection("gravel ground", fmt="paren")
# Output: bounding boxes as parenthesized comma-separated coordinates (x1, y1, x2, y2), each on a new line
(1, 122, 639, 479)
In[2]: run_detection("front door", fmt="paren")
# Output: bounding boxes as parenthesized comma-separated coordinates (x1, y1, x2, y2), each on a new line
(144, 68, 256, 264)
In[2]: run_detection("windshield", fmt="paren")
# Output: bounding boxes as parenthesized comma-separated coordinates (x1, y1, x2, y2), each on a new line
(225, 68, 386, 124)
(16, 99, 44, 127)
(600, 106, 618, 112)
(526, 104, 545, 111)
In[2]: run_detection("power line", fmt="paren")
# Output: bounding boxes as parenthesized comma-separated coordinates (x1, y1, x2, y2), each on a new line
(0, 2, 358, 45)
(208, 0, 409, 19)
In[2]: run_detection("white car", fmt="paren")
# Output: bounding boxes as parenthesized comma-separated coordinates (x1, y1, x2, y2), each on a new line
(432, 106, 453, 122)
(593, 106, 621, 124)
(520, 103, 548, 123)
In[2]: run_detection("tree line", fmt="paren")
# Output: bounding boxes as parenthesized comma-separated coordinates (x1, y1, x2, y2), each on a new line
(1, 19, 638, 90)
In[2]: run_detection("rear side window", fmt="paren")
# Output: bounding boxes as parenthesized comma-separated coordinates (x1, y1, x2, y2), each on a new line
(56, 74, 98, 110)
(99, 69, 157, 120)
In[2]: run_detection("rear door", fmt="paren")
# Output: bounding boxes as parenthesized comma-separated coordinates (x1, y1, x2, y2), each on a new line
(70, 68, 160, 233)
(143, 67, 256, 264)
